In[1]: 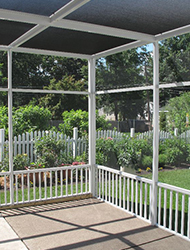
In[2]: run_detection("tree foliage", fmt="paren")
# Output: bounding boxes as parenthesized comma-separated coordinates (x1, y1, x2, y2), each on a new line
(0, 105, 52, 138)
(59, 109, 110, 137)
(165, 92, 190, 133)
(38, 76, 88, 120)
(96, 49, 146, 120)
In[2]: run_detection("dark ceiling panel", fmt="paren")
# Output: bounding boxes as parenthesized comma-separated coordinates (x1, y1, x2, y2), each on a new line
(66, 0, 190, 35)
(0, 20, 34, 45)
(0, 0, 70, 16)
(22, 27, 133, 55)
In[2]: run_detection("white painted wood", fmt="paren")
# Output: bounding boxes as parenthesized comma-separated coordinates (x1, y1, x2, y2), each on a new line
(131, 179, 134, 213)
(76, 168, 78, 195)
(127, 177, 130, 211)
(50, 171, 53, 198)
(140, 180, 142, 217)
(119, 175, 122, 207)
(151, 41, 159, 225)
(101, 169, 103, 199)
(8, 49, 14, 205)
(27, 173, 30, 201)
(109, 171, 111, 202)
(105, 170, 107, 201)
(80, 168, 83, 194)
(88, 58, 96, 196)
(39, 172, 42, 200)
(123, 177, 126, 210)
(55, 170, 58, 197)
(164, 189, 167, 228)
(175, 192, 179, 233)
(158, 187, 161, 225)
(0, 129, 5, 162)
(21, 174, 24, 202)
(181, 194, 185, 236)
(169, 191, 173, 230)
(145, 183, 148, 220)
(135, 180, 138, 215)
(112, 173, 114, 204)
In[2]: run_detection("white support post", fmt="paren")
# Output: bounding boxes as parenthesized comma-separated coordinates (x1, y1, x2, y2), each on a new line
(73, 127, 78, 159)
(88, 58, 96, 196)
(8, 49, 14, 204)
(0, 129, 5, 162)
(151, 42, 159, 225)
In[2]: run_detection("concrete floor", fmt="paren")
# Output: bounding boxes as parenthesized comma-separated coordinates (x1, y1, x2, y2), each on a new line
(1, 198, 190, 250)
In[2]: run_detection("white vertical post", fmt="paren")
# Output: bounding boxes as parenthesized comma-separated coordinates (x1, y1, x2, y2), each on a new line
(130, 128, 135, 138)
(0, 129, 5, 162)
(8, 49, 14, 204)
(151, 41, 159, 225)
(88, 58, 96, 196)
(174, 128, 178, 137)
(73, 127, 78, 159)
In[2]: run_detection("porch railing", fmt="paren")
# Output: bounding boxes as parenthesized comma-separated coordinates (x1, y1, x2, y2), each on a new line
(0, 164, 91, 207)
(96, 165, 190, 241)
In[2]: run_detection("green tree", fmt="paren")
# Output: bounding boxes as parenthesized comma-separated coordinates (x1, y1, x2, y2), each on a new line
(38, 76, 88, 120)
(165, 92, 190, 133)
(0, 52, 87, 107)
(96, 50, 145, 121)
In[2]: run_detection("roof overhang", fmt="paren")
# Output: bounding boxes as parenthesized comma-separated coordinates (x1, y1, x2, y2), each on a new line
(0, 0, 190, 59)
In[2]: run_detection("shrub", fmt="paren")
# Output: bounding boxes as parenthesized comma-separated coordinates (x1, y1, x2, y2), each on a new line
(159, 154, 168, 167)
(141, 155, 152, 168)
(59, 109, 110, 137)
(117, 138, 141, 170)
(13, 105, 52, 136)
(96, 137, 118, 168)
(161, 138, 189, 166)
(34, 136, 73, 168)
(0, 105, 52, 138)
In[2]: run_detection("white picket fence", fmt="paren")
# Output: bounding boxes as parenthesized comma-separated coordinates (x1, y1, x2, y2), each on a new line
(136, 130, 173, 140)
(0, 129, 125, 163)
(0, 129, 190, 164)
(0, 129, 88, 163)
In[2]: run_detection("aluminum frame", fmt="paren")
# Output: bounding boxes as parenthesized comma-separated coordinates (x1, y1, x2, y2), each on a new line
(0, 0, 189, 227)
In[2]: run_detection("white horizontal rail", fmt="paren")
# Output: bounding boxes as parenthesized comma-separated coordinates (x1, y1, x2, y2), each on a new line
(12, 88, 88, 95)
(96, 82, 190, 95)
(97, 165, 152, 184)
(158, 182, 190, 196)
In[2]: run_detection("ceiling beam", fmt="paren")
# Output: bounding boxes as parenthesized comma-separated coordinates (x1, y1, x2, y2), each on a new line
(0, 9, 155, 42)
(92, 40, 148, 59)
(53, 19, 155, 42)
(9, 0, 91, 48)
(0, 45, 91, 59)
(155, 24, 190, 41)
(0, 8, 49, 25)
(50, 0, 90, 22)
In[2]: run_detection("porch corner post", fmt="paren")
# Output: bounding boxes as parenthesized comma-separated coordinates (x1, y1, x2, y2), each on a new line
(88, 58, 96, 196)
(8, 49, 14, 204)
(151, 41, 159, 225)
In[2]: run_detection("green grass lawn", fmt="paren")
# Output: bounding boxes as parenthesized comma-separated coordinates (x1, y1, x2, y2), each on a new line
(144, 169, 190, 190)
